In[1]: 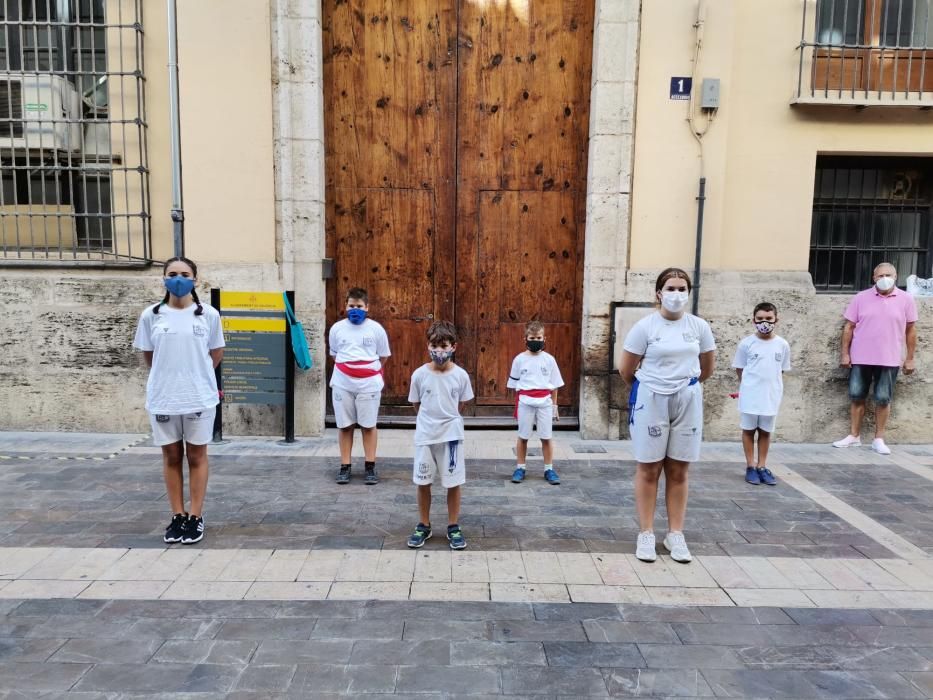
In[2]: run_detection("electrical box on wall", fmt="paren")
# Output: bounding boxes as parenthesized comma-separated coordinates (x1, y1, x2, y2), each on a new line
(700, 78, 720, 109)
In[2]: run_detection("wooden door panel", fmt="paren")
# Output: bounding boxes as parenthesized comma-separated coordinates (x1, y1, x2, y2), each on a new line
(323, 0, 457, 408)
(475, 190, 580, 405)
(327, 188, 436, 403)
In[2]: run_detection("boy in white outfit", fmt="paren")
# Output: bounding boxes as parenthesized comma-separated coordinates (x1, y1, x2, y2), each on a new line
(407, 321, 475, 550)
(328, 287, 391, 485)
(507, 320, 564, 485)
(732, 302, 792, 486)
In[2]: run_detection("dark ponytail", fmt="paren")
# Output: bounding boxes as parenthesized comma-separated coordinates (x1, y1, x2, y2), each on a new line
(153, 256, 203, 315)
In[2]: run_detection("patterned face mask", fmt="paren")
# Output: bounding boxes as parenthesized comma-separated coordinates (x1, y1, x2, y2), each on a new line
(430, 350, 453, 366)
(755, 321, 775, 334)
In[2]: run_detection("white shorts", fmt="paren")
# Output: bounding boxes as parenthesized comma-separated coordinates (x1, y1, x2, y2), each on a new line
(413, 440, 466, 488)
(332, 388, 381, 429)
(630, 381, 703, 463)
(740, 413, 776, 432)
(149, 408, 216, 447)
(517, 401, 554, 440)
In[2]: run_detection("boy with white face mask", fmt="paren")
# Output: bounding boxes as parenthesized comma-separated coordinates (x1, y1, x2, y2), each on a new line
(619, 268, 716, 564)
(732, 302, 792, 486)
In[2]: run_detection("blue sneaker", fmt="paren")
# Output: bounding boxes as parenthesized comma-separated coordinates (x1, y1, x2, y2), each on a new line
(544, 468, 560, 485)
(757, 467, 777, 486)
(745, 467, 760, 485)
(407, 523, 432, 548)
(511, 467, 526, 483)
(447, 524, 467, 550)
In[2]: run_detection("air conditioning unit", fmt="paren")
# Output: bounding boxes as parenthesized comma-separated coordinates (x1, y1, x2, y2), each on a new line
(0, 73, 82, 154)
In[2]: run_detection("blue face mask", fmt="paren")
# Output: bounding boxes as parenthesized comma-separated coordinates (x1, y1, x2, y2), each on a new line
(347, 308, 367, 325)
(164, 276, 195, 298)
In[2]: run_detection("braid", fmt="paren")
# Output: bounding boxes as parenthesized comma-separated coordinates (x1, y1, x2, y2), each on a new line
(191, 289, 204, 315)
(153, 292, 170, 315)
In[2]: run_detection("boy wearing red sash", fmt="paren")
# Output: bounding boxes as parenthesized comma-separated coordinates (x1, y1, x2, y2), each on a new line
(507, 320, 564, 485)
(328, 288, 391, 484)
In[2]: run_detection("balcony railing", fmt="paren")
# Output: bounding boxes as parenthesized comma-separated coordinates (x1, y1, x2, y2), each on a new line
(794, 0, 933, 106)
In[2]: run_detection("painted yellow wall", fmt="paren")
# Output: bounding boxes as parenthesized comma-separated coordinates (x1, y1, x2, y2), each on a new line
(146, 0, 275, 263)
(631, 0, 933, 273)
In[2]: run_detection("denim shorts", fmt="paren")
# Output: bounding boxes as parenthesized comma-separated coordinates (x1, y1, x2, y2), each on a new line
(848, 364, 899, 406)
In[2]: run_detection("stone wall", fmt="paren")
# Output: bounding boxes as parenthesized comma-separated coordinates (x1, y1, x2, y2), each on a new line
(607, 270, 933, 444)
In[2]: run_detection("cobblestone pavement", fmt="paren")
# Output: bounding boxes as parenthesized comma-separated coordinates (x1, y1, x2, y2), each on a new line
(0, 430, 932, 698)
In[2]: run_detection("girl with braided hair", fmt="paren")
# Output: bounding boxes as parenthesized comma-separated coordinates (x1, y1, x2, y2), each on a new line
(133, 256, 225, 544)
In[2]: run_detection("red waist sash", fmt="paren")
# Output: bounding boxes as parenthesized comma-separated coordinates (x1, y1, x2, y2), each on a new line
(335, 360, 383, 379)
(514, 389, 552, 418)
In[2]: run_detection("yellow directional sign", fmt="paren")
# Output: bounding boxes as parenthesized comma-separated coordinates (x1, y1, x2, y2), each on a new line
(221, 317, 286, 333)
(220, 291, 285, 311)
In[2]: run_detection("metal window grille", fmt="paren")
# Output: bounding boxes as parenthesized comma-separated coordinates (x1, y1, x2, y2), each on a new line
(809, 156, 933, 291)
(0, 0, 150, 267)
(796, 0, 933, 105)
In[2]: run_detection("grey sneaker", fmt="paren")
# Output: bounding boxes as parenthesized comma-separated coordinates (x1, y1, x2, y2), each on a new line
(663, 531, 692, 563)
(635, 531, 657, 562)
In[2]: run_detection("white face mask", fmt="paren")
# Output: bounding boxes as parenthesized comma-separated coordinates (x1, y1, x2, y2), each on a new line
(660, 290, 689, 313)
(875, 276, 896, 292)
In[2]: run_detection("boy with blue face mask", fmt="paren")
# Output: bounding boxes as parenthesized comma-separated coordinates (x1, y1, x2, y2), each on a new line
(732, 302, 792, 486)
(328, 287, 391, 485)
(407, 321, 474, 550)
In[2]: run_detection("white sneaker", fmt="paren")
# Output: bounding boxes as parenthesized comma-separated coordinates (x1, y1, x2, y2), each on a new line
(635, 531, 657, 562)
(833, 435, 862, 448)
(663, 532, 693, 563)
(872, 438, 892, 455)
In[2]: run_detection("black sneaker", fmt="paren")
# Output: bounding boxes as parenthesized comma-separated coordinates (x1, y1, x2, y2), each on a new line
(163, 513, 187, 544)
(364, 464, 379, 485)
(336, 464, 351, 484)
(181, 515, 204, 544)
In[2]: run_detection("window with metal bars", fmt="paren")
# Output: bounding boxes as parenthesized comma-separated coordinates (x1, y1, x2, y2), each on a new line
(0, 0, 150, 266)
(809, 156, 932, 291)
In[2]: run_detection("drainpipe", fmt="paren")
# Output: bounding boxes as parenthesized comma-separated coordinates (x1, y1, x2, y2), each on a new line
(692, 177, 706, 316)
(167, 0, 185, 257)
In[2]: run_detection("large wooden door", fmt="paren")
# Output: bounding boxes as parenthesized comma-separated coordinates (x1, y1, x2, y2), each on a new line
(323, 1, 594, 415)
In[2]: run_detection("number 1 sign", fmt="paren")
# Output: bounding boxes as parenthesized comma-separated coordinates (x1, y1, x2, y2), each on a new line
(670, 76, 692, 100)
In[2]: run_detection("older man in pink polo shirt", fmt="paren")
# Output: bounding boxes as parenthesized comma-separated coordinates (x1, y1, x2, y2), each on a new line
(833, 262, 918, 455)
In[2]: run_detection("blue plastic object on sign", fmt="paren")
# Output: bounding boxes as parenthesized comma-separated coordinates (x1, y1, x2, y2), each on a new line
(283, 293, 313, 371)
(670, 76, 692, 100)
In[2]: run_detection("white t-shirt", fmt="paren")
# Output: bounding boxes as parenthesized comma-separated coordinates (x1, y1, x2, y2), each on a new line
(732, 334, 792, 416)
(507, 351, 564, 406)
(328, 318, 391, 393)
(408, 364, 475, 445)
(622, 312, 716, 395)
(133, 303, 225, 415)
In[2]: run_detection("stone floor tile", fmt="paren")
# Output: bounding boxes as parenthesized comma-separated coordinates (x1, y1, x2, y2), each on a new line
(396, 664, 501, 694)
(413, 550, 452, 583)
(556, 552, 603, 584)
(351, 639, 451, 665)
(292, 663, 402, 694)
(766, 557, 833, 589)
(602, 668, 716, 697)
(583, 619, 680, 644)
(521, 551, 564, 584)
(783, 607, 880, 626)
(648, 587, 734, 606)
(731, 556, 796, 589)
(591, 553, 641, 586)
(255, 549, 309, 582)
(841, 558, 912, 590)
(152, 639, 258, 665)
(619, 603, 708, 623)
(250, 639, 353, 665)
(726, 587, 815, 607)
(0, 547, 57, 579)
(491, 583, 569, 603)
(296, 549, 343, 581)
(48, 637, 162, 664)
(451, 551, 490, 582)
(807, 558, 874, 590)
(402, 619, 491, 641)
(487, 551, 528, 583)
(851, 625, 933, 647)
(627, 554, 682, 587)
(216, 549, 274, 582)
(805, 589, 897, 608)
(72, 662, 241, 693)
(450, 640, 547, 666)
(803, 670, 927, 699)
(501, 666, 608, 696)
(871, 609, 933, 627)
(7, 598, 106, 617)
(532, 602, 623, 622)
(490, 620, 587, 642)
(875, 559, 933, 590)
(699, 606, 794, 625)
(567, 584, 650, 604)
(409, 582, 490, 601)
(0, 637, 67, 662)
(96, 548, 164, 581)
(310, 618, 403, 641)
(544, 640, 646, 668)
(639, 644, 745, 670)
(327, 581, 409, 600)
(233, 664, 297, 693)
(0, 661, 92, 691)
(881, 590, 933, 609)
(214, 618, 314, 641)
(373, 549, 417, 582)
(0, 580, 89, 599)
(243, 581, 330, 600)
(78, 580, 170, 599)
(160, 581, 251, 600)
(694, 556, 756, 589)
(701, 668, 825, 698)
(903, 671, 933, 697)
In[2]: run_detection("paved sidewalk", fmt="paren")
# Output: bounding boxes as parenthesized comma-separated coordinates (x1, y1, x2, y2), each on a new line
(1, 430, 932, 697)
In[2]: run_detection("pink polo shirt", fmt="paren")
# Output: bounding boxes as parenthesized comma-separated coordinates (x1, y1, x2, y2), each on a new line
(844, 287, 918, 367)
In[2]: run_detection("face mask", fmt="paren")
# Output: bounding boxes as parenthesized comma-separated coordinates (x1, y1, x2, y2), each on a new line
(660, 291, 689, 313)
(347, 308, 367, 325)
(430, 350, 453, 366)
(876, 276, 896, 292)
(164, 276, 195, 298)
(526, 340, 545, 353)
(755, 321, 775, 335)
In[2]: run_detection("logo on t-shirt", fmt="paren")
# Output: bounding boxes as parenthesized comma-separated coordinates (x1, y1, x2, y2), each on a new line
(682, 332, 698, 344)
(362, 335, 375, 346)
(192, 324, 206, 337)
(540, 365, 550, 376)
(774, 352, 784, 362)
